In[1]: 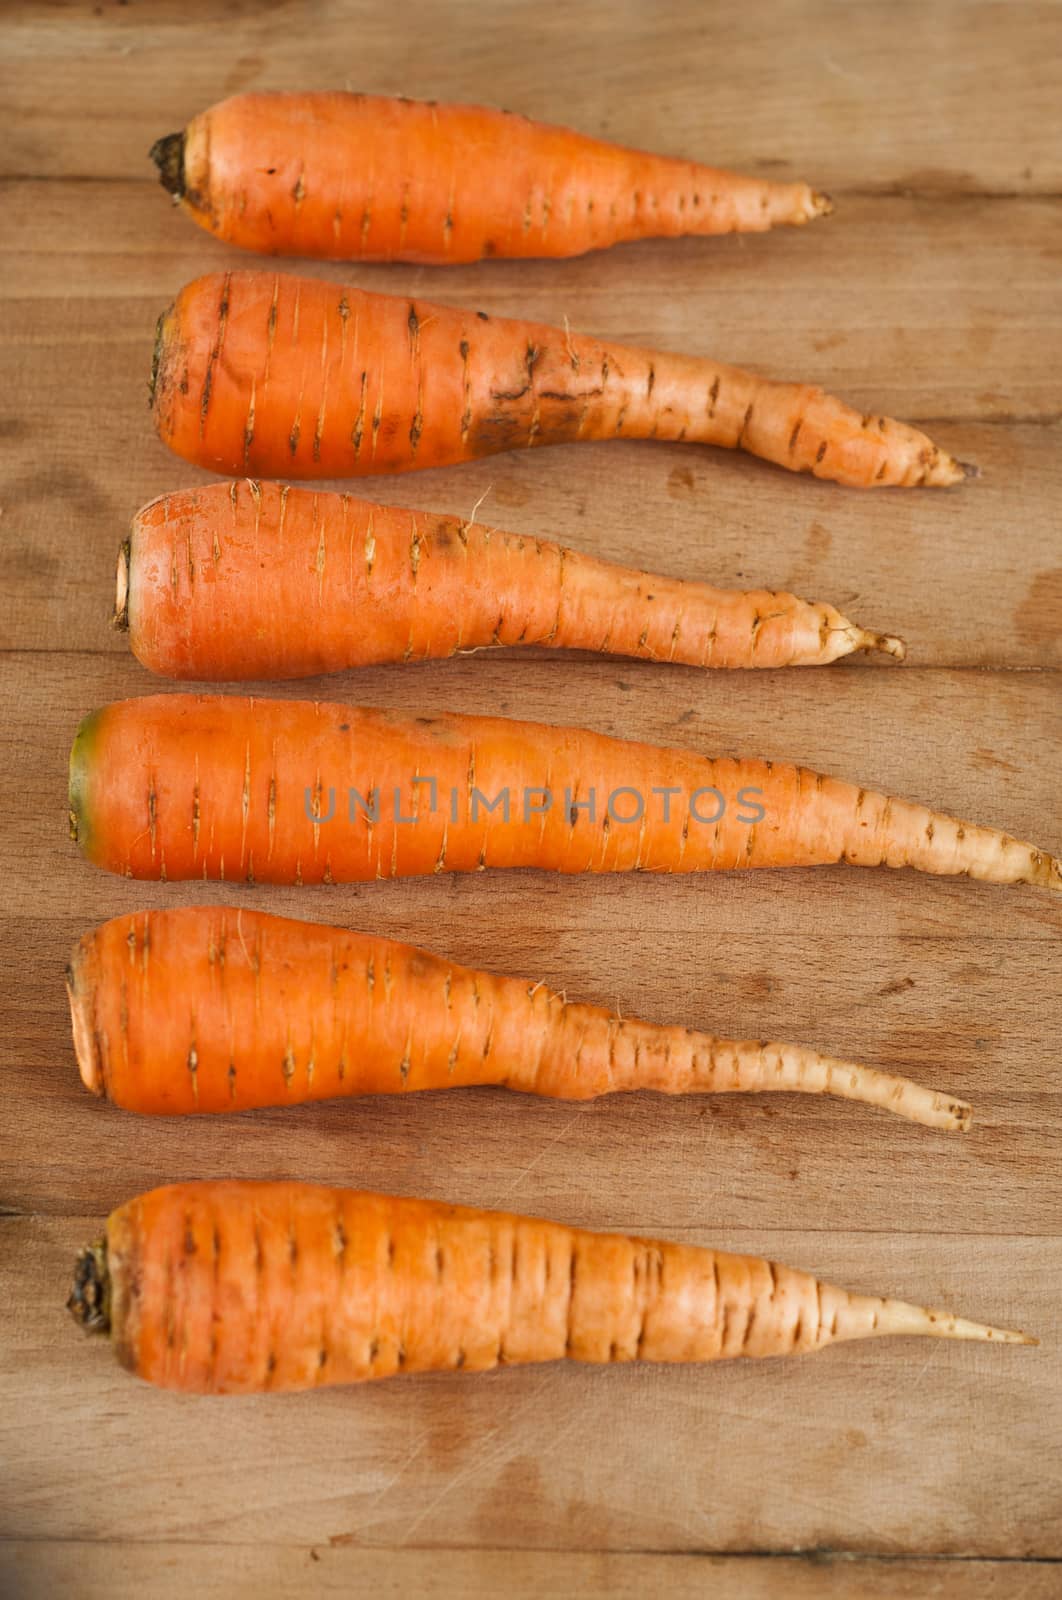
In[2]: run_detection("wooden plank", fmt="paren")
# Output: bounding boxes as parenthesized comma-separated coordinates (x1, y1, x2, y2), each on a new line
(2, 0, 1060, 1580)
(8, 643, 1062, 896)
(2, 1217, 1056, 1556)
(3, 191, 1059, 420)
(6, 902, 1060, 1219)
(0, 1545, 1057, 1600)
(4, 409, 1059, 668)
(4, 0, 1062, 195)
(4, 648, 1060, 921)
(4, 905, 1060, 1231)
(2, 651, 1059, 1224)
(3, 189, 1059, 668)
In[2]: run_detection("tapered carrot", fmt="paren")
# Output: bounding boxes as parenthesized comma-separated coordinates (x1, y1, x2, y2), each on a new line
(120, 480, 904, 680)
(152, 270, 972, 489)
(151, 92, 832, 265)
(67, 906, 969, 1130)
(68, 1180, 1034, 1393)
(68, 694, 1061, 893)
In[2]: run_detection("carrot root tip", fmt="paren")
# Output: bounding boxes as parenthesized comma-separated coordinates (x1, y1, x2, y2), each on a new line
(946, 1319, 1038, 1346)
(880, 1298, 1037, 1345)
(811, 190, 834, 218)
(925, 454, 978, 488)
(113, 541, 130, 632)
(68, 1238, 111, 1334)
(872, 632, 907, 663)
(149, 131, 185, 198)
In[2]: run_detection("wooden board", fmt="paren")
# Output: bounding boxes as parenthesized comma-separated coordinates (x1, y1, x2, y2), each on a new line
(2, 2, 1060, 1594)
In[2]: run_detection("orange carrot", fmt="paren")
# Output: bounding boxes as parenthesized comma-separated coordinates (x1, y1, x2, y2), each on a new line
(151, 91, 832, 264)
(68, 1180, 1034, 1392)
(152, 270, 973, 489)
(68, 694, 1061, 893)
(121, 480, 905, 679)
(67, 905, 969, 1130)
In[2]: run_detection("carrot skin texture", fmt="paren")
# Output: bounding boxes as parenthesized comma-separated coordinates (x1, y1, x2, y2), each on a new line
(66, 906, 970, 1130)
(123, 480, 902, 679)
(152, 270, 970, 489)
(88, 1180, 1032, 1393)
(160, 91, 831, 264)
(68, 694, 1062, 892)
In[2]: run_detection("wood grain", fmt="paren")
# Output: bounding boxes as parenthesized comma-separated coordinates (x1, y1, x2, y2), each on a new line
(2, 0, 1060, 1591)
(5, 188, 1060, 430)
(4, 0, 1061, 194)
(4, 412, 1061, 667)
(3, 1547, 1059, 1600)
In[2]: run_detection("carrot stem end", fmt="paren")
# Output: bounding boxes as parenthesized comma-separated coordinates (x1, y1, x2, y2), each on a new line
(114, 541, 131, 632)
(68, 1238, 111, 1334)
(149, 131, 185, 199)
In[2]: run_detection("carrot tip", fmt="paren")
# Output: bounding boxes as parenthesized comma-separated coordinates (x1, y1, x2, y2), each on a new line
(946, 1099, 973, 1133)
(945, 1314, 1037, 1344)
(873, 632, 907, 663)
(952, 1323, 1039, 1346)
(1041, 858, 1062, 894)
(881, 1299, 1037, 1344)
(810, 190, 834, 218)
(925, 454, 977, 488)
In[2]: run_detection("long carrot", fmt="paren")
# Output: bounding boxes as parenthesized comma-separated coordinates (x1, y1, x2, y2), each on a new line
(120, 480, 904, 680)
(67, 906, 969, 1131)
(68, 694, 1061, 893)
(151, 270, 972, 489)
(151, 92, 832, 265)
(68, 1180, 1034, 1393)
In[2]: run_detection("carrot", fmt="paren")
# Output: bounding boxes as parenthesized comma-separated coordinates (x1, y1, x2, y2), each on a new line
(150, 91, 832, 265)
(67, 905, 969, 1131)
(151, 270, 973, 489)
(120, 480, 905, 680)
(67, 693, 1062, 893)
(67, 1180, 1034, 1392)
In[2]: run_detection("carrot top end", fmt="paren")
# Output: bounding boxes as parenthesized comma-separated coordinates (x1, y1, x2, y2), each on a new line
(113, 541, 131, 632)
(68, 1238, 111, 1334)
(149, 130, 185, 199)
(68, 709, 104, 854)
(66, 951, 104, 1097)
